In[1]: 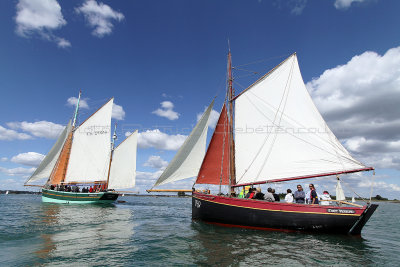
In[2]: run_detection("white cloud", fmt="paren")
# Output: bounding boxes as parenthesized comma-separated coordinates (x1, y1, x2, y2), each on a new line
(66, 97, 89, 109)
(358, 180, 400, 192)
(289, 0, 307, 15)
(137, 129, 187, 150)
(1, 157, 8, 162)
(75, 0, 124, 38)
(152, 101, 180, 120)
(306, 46, 400, 170)
(7, 121, 64, 139)
(112, 103, 125, 120)
(15, 0, 70, 48)
(0, 166, 35, 177)
(334, 0, 366, 9)
(197, 107, 220, 129)
(0, 126, 32, 141)
(11, 152, 45, 167)
(143, 155, 168, 170)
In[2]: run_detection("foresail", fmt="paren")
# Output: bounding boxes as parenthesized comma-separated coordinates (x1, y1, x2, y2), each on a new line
(196, 104, 229, 185)
(153, 100, 215, 187)
(64, 98, 113, 183)
(108, 130, 138, 189)
(25, 121, 72, 184)
(234, 54, 368, 185)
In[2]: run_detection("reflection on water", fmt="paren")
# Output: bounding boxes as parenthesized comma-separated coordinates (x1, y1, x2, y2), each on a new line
(0, 195, 399, 266)
(34, 203, 136, 266)
(190, 221, 376, 266)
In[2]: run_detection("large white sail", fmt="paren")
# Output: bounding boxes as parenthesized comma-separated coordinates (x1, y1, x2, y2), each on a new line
(234, 54, 366, 185)
(25, 121, 72, 184)
(64, 99, 113, 183)
(153, 100, 215, 187)
(108, 130, 138, 189)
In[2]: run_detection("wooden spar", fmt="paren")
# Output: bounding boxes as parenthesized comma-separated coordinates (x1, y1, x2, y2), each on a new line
(227, 50, 236, 194)
(232, 167, 375, 187)
(106, 123, 117, 189)
(24, 184, 43, 187)
(146, 189, 193, 193)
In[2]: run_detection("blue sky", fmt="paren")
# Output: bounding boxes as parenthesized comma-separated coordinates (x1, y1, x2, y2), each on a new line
(0, 0, 399, 199)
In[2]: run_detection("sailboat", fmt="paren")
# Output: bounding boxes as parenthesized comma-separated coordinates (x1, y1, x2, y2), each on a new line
(151, 51, 378, 234)
(24, 92, 138, 204)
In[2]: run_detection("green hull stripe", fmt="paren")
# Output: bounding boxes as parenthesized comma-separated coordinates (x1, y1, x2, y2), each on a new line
(41, 189, 117, 204)
(42, 195, 115, 204)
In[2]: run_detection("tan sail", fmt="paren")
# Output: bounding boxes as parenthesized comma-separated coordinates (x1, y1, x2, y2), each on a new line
(48, 131, 73, 185)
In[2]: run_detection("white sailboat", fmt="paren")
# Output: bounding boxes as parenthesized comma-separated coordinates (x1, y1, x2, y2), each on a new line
(25, 92, 137, 204)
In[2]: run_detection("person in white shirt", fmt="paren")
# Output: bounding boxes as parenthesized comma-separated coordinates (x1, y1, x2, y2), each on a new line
(320, 191, 332, 206)
(285, 189, 294, 203)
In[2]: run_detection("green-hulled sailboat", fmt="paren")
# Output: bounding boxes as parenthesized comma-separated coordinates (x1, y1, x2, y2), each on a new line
(25, 92, 137, 204)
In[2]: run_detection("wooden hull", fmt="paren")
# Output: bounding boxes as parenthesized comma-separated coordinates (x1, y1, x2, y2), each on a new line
(42, 189, 118, 204)
(192, 192, 377, 235)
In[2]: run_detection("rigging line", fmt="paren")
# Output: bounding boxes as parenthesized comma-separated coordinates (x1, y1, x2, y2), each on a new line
(236, 57, 295, 183)
(233, 67, 259, 74)
(339, 176, 370, 205)
(234, 54, 291, 68)
(219, 106, 228, 194)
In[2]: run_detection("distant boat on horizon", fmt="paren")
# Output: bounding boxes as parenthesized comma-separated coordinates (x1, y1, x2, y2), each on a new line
(151, 51, 378, 235)
(5, 190, 9, 195)
(25, 92, 138, 204)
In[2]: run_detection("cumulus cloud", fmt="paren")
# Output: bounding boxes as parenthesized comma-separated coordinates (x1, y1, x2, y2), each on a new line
(358, 180, 400, 192)
(0, 166, 35, 177)
(197, 107, 220, 129)
(112, 103, 125, 120)
(152, 101, 180, 120)
(289, 0, 307, 15)
(14, 0, 70, 48)
(75, 0, 124, 38)
(334, 0, 366, 9)
(66, 97, 89, 109)
(136, 129, 187, 150)
(143, 155, 168, 170)
(306, 46, 400, 171)
(7, 121, 64, 139)
(0, 126, 32, 141)
(1, 157, 8, 162)
(11, 152, 45, 167)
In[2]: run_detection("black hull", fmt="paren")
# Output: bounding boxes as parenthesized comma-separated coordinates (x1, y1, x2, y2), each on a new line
(192, 193, 377, 235)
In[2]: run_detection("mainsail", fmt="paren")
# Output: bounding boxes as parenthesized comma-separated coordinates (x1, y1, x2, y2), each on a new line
(64, 98, 113, 183)
(25, 121, 72, 184)
(196, 104, 229, 185)
(108, 130, 138, 189)
(152, 100, 215, 187)
(234, 53, 369, 185)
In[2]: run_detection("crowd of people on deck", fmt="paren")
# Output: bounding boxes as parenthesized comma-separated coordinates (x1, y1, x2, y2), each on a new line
(237, 183, 332, 205)
(47, 184, 107, 193)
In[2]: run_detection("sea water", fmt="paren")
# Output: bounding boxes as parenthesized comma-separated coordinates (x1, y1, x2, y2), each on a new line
(0, 194, 399, 266)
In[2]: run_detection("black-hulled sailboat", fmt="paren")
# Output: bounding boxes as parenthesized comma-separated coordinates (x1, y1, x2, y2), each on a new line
(151, 51, 378, 234)
(25, 92, 137, 203)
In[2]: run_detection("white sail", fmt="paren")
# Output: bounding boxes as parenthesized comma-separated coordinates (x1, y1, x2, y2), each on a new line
(336, 179, 346, 201)
(64, 99, 113, 183)
(108, 130, 138, 189)
(25, 121, 72, 184)
(153, 100, 215, 187)
(234, 54, 366, 185)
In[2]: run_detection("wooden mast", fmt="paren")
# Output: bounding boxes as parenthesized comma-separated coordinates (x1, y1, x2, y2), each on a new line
(227, 48, 236, 195)
(106, 123, 117, 189)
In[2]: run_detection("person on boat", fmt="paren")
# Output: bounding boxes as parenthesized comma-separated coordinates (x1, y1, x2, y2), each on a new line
(285, 189, 294, 203)
(320, 191, 332, 206)
(50, 185, 55, 190)
(238, 186, 250, 198)
(309, 184, 319, 205)
(294, 185, 305, 204)
(253, 188, 265, 200)
(245, 188, 256, 199)
(89, 186, 93, 193)
(272, 188, 280, 201)
(264, 188, 275, 202)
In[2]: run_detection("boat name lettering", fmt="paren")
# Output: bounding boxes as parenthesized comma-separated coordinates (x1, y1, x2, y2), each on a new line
(327, 209, 355, 214)
(194, 199, 201, 208)
(79, 126, 110, 136)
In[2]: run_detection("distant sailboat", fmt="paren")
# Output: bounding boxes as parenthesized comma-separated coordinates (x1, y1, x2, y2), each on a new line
(25, 92, 137, 204)
(151, 51, 378, 234)
(5, 190, 9, 195)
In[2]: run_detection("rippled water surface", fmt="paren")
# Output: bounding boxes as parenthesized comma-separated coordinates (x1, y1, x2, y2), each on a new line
(0, 194, 399, 266)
